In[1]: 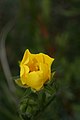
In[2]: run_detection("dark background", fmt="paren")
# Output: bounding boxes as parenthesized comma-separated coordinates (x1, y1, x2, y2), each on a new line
(0, 0, 80, 120)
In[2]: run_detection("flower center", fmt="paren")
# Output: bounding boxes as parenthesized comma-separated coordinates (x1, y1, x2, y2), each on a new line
(29, 63, 39, 72)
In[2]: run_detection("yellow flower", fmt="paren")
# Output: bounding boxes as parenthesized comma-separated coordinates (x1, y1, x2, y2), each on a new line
(19, 49, 54, 91)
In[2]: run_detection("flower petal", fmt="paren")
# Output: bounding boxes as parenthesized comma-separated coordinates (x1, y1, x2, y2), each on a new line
(39, 63, 49, 82)
(42, 54, 54, 66)
(21, 49, 30, 64)
(20, 65, 29, 84)
(26, 71, 43, 91)
(20, 65, 24, 77)
(34, 53, 43, 63)
(20, 65, 29, 77)
(15, 78, 28, 88)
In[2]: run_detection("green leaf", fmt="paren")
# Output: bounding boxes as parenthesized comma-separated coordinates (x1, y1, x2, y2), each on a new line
(51, 60, 56, 73)
(20, 103, 27, 113)
(51, 59, 62, 74)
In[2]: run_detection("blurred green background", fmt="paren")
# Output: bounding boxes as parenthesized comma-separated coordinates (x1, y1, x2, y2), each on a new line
(0, 0, 80, 120)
